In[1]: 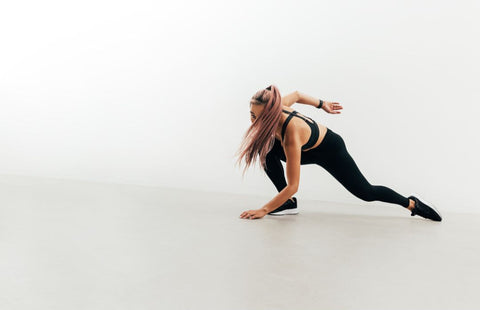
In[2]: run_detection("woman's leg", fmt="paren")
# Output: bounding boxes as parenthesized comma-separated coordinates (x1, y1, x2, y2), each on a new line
(264, 138, 288, 193)
(315, 129, 410, 208)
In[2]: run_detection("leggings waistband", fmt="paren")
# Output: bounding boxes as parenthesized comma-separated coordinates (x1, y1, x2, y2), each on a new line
(315, 127, 334, 149)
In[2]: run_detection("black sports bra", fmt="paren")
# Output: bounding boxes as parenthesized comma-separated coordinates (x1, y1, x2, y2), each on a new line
(281, 109, 319, 150)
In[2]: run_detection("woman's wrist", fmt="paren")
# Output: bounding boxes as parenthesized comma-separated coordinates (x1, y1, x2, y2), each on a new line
(317, 99, 324, 109)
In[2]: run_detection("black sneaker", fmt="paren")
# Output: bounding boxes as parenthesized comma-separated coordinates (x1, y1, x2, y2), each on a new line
(408, 194, 442, 222)
(268, 197, 299, 216)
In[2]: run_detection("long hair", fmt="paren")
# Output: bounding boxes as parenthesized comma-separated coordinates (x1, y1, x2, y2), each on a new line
(234, 84, 283, 178)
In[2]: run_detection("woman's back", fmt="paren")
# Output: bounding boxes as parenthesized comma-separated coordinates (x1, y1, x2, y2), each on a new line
(275, 105, 328, 152)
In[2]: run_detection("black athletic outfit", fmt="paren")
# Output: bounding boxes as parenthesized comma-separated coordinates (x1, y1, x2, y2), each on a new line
(264, 109, 410, 208)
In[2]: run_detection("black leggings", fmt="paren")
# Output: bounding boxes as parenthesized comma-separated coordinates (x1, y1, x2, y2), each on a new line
(264, 127, 410, 208)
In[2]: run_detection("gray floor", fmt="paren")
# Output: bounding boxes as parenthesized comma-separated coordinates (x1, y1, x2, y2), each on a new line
(1, 174, 479, 310)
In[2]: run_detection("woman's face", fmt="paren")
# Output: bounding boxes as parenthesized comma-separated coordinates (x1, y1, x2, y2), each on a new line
(250, 104, 265, 123)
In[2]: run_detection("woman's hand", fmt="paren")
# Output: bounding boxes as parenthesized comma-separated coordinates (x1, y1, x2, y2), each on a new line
(239, 208, 267, 220)
(322, 101, 343, 114)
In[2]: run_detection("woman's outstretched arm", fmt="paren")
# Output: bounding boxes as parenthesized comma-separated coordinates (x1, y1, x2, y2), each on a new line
(297, 91, 343, 114)
(282, 90, 343, 114)
(281, 91, 300, 107)
(296, 91, 323, 108)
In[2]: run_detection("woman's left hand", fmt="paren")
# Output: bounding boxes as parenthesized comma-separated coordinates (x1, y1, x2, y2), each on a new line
(322, 101, 343, 114)
(240, 208, 267, 220)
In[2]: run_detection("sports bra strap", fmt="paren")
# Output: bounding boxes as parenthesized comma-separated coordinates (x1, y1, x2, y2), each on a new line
(281, 109, 317, 146)
(281, 111, 296, 141)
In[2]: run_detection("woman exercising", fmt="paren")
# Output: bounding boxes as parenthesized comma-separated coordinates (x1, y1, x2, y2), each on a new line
(236, 85, 442, 221)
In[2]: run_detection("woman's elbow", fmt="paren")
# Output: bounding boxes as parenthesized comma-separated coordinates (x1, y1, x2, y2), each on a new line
(288, 184, 299, 193)
(294, 90, 301, 102)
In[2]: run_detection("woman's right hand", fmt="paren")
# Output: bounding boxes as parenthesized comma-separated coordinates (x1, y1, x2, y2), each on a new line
(322, 101, 343, 114)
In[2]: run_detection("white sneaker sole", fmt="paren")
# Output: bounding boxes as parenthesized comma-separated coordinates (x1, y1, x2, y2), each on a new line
(268, 208, 299, 216)
(410, 192, 442, 219)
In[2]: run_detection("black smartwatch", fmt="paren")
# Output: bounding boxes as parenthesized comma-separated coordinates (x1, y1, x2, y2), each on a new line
(317, 99, 324, 109)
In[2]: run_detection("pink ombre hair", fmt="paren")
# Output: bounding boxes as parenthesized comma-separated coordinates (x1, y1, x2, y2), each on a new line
(235, 84, 283, 177)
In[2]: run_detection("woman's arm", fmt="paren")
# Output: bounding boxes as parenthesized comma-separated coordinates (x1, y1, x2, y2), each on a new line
(298, 91, 344, 114)
(281, 91, 300, 107)
(260, 129, 301, 214)
(239, 131, 300, 219)
(297, 91, 324, 108)
(282, 90, 331, 108)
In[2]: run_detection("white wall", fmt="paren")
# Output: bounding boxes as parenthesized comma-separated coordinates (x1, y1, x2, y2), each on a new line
(1, 0, 479, 213)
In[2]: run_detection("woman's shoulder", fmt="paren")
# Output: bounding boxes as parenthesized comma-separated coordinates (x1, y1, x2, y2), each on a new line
(282, 119, 301, 143)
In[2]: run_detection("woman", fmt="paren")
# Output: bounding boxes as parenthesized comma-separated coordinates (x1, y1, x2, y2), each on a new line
(235, 85, 442, 221)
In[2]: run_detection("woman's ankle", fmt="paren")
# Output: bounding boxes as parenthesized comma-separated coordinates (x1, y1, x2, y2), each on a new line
(407, 198, 415, 210)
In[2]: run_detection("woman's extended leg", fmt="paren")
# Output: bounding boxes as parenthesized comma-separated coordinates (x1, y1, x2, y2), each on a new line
(315, 129, 411, 208)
